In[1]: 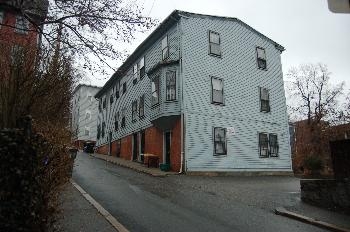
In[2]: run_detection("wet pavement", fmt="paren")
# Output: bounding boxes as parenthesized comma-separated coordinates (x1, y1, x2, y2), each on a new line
(72, 152, 347, 232)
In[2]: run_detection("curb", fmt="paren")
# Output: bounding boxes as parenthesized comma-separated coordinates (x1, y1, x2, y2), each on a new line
(275, 207, 350, 232)
(70, 179, 129, 232)
(89, 153, 170, 177)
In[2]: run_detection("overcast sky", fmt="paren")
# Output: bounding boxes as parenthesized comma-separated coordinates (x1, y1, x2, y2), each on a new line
(90, 0, 350, 89)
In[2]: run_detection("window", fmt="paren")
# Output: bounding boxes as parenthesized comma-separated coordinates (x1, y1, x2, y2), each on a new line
(85, 111, 91, 120)
(87, 95, 92, 102)
(139, 94, 145, 117)
(102, 122, 106, 138)
(123, 82, 127, 94)
(98, 99, 102, 112)
(116, 83, 120, 99)
(139, 57, 145, 78)
(209, 31, 221, 56)
(132, 100, 137, 122)
(260, 87, 270, 112)
(259, 132, 279, 158)
(121, 108, 126, 128)
(211, 77, 223, 104)
(11, 45, 24, 65)
(97, 124, 101, 139)
(133, 64, 138, 85)
(344, 131, 350, 140)
(166, 71, 176, 101)
(110, 94, 114, 105)
(151, 76, 160, 105)
(0, 11, 4, 29)
(102, 97, 106, 109)
(214, 127, 226, 155)
(85, 127, 90, 136)
(256, 47, 267, 69)
(15, 15, 29, 34)
(269, 134, 279, 157)
(162, 35, 169, 60)
(114, 112, 119, 131)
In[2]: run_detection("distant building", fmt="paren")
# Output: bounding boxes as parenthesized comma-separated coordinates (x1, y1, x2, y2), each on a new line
(0, 0, 48, 50)
(71, 84, 101, 149)
(94, 10, 292, 173)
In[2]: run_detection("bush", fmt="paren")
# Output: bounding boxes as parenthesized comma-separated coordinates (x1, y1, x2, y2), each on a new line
(303, 155, 324, 171)
(0, 127, 73, 232)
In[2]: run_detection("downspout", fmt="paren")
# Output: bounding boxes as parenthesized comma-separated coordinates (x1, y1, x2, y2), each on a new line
(178, 18, 185, 174)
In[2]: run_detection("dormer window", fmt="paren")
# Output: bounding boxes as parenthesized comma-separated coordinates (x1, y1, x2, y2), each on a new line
(133, 64, 138, 85)
(162, 35, 169, 60)
(256, 47, 267, 70)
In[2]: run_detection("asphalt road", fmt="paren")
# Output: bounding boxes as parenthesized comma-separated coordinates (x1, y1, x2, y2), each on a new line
(72, 152, 326, 232)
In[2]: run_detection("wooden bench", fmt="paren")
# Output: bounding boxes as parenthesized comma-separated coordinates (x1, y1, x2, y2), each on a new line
(143, 153, 159, 168)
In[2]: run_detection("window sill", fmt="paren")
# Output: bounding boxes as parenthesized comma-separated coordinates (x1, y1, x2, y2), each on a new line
(165, 99, 177, 103)
(211, 102, 225, 106)
(258, 67, 268, 71)
(151, 103, 160, 108)
(213, 153, 227, 156)
(260, 110, 271, 113)
(208, 53, 222, 58)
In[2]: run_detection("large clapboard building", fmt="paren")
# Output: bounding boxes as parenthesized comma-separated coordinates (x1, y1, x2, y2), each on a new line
(95, 10, 292, 173)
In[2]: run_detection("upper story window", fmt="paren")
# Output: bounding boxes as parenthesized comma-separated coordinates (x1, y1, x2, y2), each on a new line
(139, 94, 145, 117)
(162, 35, 169, 60)
(259, 87, 270, 112)
(0, 11, 4, 29)
(121, 108, 126, 128)
(123, 82, 127, 94)
(114, 112, 119, 131)
(133, 64, 138, 85)
(139, 57, 145, 78)
(102, 97, 106, 109)
(166, 71, 176, 101)
(110, 93, 114, 105)
(214, 127, 226, 155)
(132, 100, 137, 122)
(84, 127, 90, 136)
(87, 95, 92, 102)
(102, 122, 106, 138)
(151, 76, 160, 105)
(85, 111, 91, 120)
(15, 15, 29, 34)
(209, 31, 221, 57)
(259, 133, 279, 158)
(97, 124, 101, 139)
(11, 45, 24, 65)
(256, 47, 267, 70)
(115, 82, 120, 99)
(98, 99, 102, 112)
(211, 77, 224, 104)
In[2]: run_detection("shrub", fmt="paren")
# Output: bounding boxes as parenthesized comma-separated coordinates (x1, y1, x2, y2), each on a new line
(303, 155, 324, 171)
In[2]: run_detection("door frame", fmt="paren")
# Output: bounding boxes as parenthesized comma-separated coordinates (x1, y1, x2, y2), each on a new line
(132, 133, 138, 161)
(163, 131, 172, 165)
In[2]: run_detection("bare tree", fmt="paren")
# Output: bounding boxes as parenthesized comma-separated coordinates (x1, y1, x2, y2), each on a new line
(0, 40, 79, 128)
(286, 63, 344, 124)
(0, 0, 158, 76)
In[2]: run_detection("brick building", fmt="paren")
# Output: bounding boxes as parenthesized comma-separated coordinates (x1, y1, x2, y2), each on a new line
(95, 10, 292, 173)
(291, 120, 350, 175)
(0, 0, 48, 52)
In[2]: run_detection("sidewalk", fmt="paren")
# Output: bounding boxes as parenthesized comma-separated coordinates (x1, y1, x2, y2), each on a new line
(53, 182, 117, 232)
(90, 152, 178, 177)
(280, 201, 350, 231)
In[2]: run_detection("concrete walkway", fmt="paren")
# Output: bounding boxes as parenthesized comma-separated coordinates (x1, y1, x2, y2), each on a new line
(90, 152, 178, 177)
(53, 183, 117, 232)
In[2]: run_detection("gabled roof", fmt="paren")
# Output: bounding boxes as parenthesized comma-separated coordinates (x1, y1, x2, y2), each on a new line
(95, 10, 285, 98)
(73, 84, 101, 95)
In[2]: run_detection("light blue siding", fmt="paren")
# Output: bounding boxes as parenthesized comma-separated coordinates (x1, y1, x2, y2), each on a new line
(181, 16, 291, 171)
(96, 24, 181, 146)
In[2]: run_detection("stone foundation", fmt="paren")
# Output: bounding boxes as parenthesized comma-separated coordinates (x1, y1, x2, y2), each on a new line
(300, 179, 350, 212)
